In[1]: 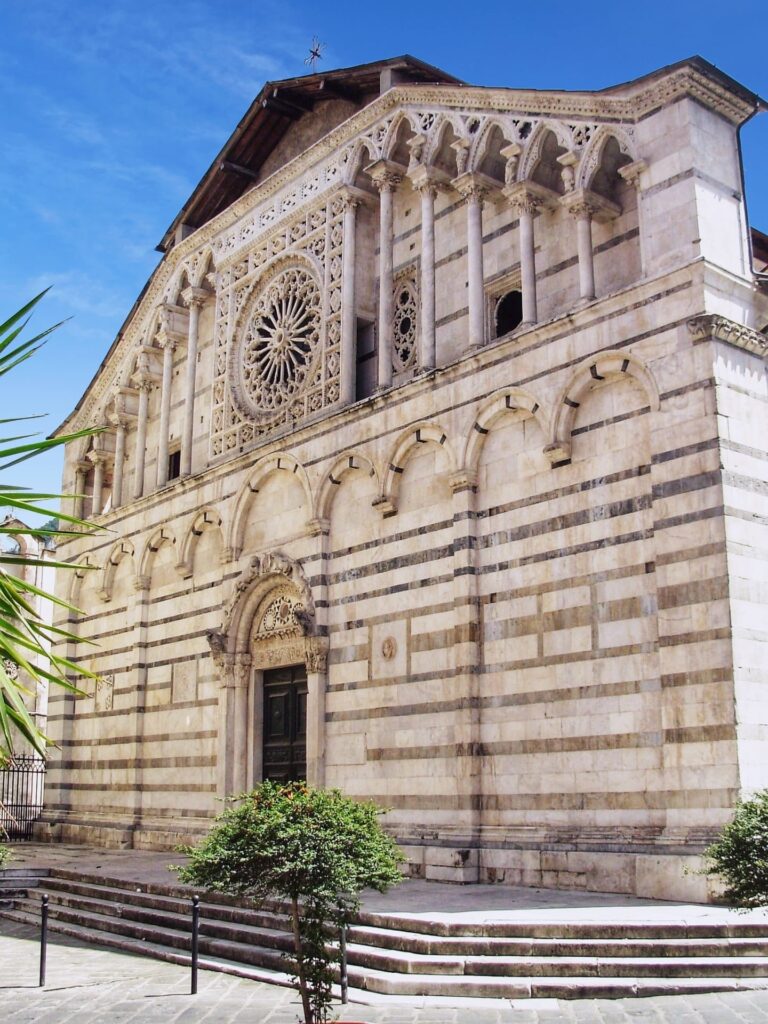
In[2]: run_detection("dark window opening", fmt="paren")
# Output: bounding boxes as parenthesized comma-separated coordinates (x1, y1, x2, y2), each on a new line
(168, 449, 181, 481)
(495, 290, 524, 337)
(355, 318, 377, 400)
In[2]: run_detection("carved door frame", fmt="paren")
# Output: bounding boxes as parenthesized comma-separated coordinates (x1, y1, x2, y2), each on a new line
(207, 552, 328, 797)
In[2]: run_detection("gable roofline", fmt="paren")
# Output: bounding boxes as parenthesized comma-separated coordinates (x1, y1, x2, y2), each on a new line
(156, 55, 463, 254)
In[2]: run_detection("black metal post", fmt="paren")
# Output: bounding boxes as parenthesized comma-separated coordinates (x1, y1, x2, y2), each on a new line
(191, 895, 200, 995)
(339, 922, 348, 1005)
(39, 893, 49, 987)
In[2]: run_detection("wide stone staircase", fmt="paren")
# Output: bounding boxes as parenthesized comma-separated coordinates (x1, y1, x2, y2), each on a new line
(2, 867, 768, 1001)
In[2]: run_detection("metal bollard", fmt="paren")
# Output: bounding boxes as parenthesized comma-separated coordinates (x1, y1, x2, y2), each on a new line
(39, 893, 49, 987)
(339, 922, 348, 1005)
(191, 895, 200, 995)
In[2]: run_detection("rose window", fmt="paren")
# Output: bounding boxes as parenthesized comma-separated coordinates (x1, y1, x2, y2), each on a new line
(393, 280, 418, 371)
(236, 266, 322, 420)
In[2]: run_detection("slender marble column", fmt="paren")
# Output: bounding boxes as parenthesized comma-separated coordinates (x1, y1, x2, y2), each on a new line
(417, 182, 437, 369)
(180, 287, 207, 477)
(618, 160, 648, 278)
(455, 175, 489, 349)
(369, 165, 402, 390)
(133, 378, 153, 500)
(573, 201, 596, 302)
(111, 420, 126, 509)
(90, 454, 105, 517)
(156, 339, 176, 489)
(232, 655, 251, 794)
(516, 197, 539, 325)
(73, 462, 89, 519)
(340, 194, 360, 404)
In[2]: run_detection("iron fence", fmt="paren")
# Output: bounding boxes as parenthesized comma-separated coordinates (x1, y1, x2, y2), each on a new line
(0, 754, 46, 840)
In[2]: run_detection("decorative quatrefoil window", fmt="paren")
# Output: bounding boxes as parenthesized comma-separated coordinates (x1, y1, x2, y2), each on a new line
(234, 264, 322, 422)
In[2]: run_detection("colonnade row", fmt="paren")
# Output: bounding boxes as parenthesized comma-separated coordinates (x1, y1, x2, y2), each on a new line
(74, 284, 210, 517)
(337, 144, 645, 403)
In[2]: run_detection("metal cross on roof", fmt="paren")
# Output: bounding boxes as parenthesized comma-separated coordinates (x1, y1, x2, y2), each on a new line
(304, 36, 324, 73)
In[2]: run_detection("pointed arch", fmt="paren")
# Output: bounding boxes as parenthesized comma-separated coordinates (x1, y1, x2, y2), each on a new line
(315, 451, 379, 522)
(138, 526, 177, 581)
(342, 137, 378, 185)
(226, 453, 313, 560)
(463, 388, 548, 478)
(518, 119, 571, 182)
(99, 539, 136, 602)
(381, 423, 456, 512)
(576, 125, 637, 192)
(469, 118, 513, 177)
(177, 507, 224, 579)
(550, 351, 660, 457)
(423, 115, 464, 175)
(382, 111, 418, 164)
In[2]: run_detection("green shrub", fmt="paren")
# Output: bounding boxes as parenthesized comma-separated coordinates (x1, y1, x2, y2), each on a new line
(704, 789, 768, 907)
(175, 781, 404, 1023)
(0, 844, 10, 869)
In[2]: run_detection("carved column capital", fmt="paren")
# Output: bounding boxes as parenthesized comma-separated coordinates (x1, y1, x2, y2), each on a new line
(452, 171, 491, 204)
(503, 181, 558, 217)
(618, 159, 648, 190)
(408, 164, 450, 196)
(233, 653, 252, 689)
(367, 159, 404, 193)
(180, 285, 210, 310)
(561, 187, 621, 223)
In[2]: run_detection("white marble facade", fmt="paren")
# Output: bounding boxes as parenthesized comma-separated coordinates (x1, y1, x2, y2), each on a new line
(42, 56, 768, 900)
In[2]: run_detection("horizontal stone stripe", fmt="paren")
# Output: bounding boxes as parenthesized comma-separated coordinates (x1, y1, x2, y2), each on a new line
(50, 782, 216, 794)
(651, 435, 719, 465)
(664, 723, 736, 744)
(653, 504, 724, 533)
(657, 574, 729, 610)
(723, 503, 768, 527)
(483, 595, 654, 644)
(58, 729, 217, 748)
(570, 403, 650, 438)
(651, 469, 720, 502)
(655, 540, 725, 567)
(327, 666, 463, 694)
(658, 626, 731, 647)
(327, 542, 455, 587)
(720, 436, 768, 463)
(381, 788, 737, 813)
(328, 571, 456, 608)
(480, 494, 651, 550)
(478, 526, 653, 576)
(661, 666, 732, 689)
(58, 756, 216, 771)
(722, 469, 768, 496)
(46, 697, 218, 722)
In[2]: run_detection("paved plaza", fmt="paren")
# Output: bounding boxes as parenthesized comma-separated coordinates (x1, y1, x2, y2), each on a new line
(2, 918, 768, 1024)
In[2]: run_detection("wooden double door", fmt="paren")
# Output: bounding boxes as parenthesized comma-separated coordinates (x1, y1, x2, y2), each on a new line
(262, 665, 307, 783)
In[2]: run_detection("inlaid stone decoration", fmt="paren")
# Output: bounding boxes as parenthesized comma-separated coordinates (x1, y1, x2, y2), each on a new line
(46, 56, 768, 903)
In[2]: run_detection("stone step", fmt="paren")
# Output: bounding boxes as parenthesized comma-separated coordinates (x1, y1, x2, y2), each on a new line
(28, 876, 293, 934)
(22, 889, 295, 955)
(348, 922, 768, 958)
(4, 903, 768, 1003)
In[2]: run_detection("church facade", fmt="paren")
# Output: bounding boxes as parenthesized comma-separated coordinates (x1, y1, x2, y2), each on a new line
(43, 56, 768, 900)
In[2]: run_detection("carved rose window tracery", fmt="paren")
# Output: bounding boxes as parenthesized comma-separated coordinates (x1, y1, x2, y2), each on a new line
(235, 265, 322, 422)
(393, 279, 418, 372)
(255, 588, 305, 641)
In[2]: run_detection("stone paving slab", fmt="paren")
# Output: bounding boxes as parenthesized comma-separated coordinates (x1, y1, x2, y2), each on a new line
(3, 919, 768, 1023)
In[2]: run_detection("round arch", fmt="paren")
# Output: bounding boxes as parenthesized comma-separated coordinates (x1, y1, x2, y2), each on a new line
(98, 539, 136, 602)
(138, 526, 177, 582)
(462, 387, 548, 478)
(226, 453, 313, 560)
(381, 422, 456, 512)
(315, 451, 379, 522)
(177, 507, 224, 579)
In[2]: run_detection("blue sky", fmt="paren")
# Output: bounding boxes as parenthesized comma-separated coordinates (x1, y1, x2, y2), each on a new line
(2, 0, 766, 509)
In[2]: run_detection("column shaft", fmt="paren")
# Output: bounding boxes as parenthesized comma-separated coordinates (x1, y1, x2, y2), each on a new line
(134, 385, 150, 500)
(377, 185, 394, 389)
(466, 194, 485, 348)
(181, 304, 200, 477)
(112, 423, 126, 509)
(156, 343, 174, 488)
(91, 458, 104, 517)
(518, 205, 538, 325)
(420, 186, 436, 369)
(576, 210, 596, 301)
(73, 466, 86, 520)
(340, 199, 358, 405)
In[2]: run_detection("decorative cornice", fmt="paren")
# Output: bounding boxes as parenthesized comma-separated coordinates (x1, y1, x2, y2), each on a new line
(687, 315, 768, 357)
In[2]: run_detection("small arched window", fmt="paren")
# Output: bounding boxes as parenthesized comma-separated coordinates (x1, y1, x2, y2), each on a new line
(495, 290, 523, 337)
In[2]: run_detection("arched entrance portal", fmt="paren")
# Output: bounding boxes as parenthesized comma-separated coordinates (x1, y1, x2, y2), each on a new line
(207, 552, 328, 797)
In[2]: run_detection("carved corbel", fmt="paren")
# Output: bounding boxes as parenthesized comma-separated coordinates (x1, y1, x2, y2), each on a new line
(372, 494, 397, 518)
(305, 636, 329, 674)
(618, 159, 648, 190)
(543, 441, 572, 466)
(134, 574, 151, 593)
(557, 150, 579, 193)
(307, 517, 330, 538)
(448, 469, 478, 494)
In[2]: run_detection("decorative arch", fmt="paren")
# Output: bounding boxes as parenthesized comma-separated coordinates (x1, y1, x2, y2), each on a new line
(576, 125, 637, 191)
(70, 554, 99, 605)
(549, 351, 660, 459)
(315, 451, 379, 522)
(226, 453, 313, 559)
(341, 137, 378, 185)
(518, 119, 572, 181)
(177, 508, 224, 579)
(138, 526, 176, 581)
(423, 114, 465, 173)
(382, 111, 418, 164)
(469, 118, 513, 174)
(99, 539, 135, 602)
(381, 423, 456, 512)
(463, 388, 548, 478)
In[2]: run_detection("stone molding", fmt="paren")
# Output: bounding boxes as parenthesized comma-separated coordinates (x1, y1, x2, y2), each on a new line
(687, 314, 768, 357)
